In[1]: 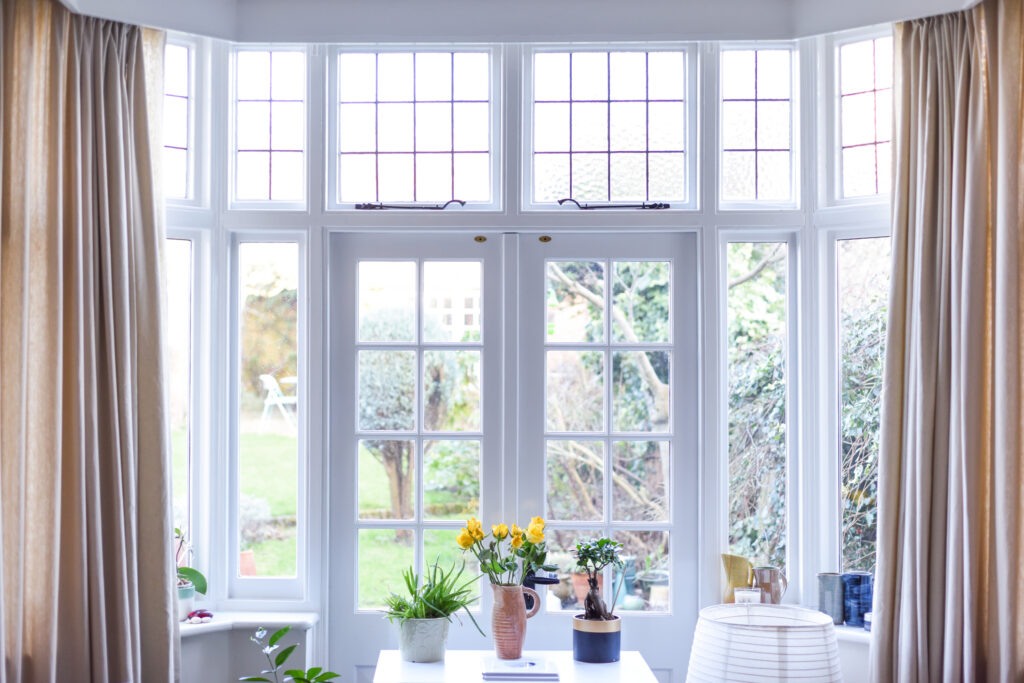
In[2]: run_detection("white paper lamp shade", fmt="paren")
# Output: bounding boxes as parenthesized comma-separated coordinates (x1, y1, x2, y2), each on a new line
(686, 604, 842, 682)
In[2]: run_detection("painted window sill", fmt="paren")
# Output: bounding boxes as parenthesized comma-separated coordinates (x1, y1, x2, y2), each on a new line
(179, 610, 319, 639)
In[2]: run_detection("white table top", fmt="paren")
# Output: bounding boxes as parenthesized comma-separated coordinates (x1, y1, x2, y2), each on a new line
(373, 650, 658, 683)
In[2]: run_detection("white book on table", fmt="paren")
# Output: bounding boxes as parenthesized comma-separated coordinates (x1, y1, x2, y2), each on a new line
(481, 655, 560, 680)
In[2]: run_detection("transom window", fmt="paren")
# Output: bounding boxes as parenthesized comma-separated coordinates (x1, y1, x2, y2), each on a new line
(335, 51, 493, 205)
(719, 48, 796, 205)
(530, 50, 689, 205)
(839, 36, 893, 198)
(232, 49, 306, 203)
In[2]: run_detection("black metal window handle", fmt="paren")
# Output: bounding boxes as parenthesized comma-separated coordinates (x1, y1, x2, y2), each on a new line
(355, 199, 466, 210)
(557, 198, 670, 210)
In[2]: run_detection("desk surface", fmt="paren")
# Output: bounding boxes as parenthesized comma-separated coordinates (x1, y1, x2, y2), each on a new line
(373, 650, 657, 683)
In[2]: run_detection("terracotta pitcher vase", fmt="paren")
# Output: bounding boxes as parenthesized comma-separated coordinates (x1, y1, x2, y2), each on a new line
(491, 584, 540, 659)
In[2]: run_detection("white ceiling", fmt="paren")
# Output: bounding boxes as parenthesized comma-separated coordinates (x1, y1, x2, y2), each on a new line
(62, 0, 976, 43)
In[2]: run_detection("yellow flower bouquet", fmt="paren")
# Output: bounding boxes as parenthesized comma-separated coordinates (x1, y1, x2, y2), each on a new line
(456, 516, 556, 585)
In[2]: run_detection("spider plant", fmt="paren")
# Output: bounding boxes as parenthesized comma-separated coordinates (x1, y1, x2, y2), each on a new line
(382, 560, 485, 636)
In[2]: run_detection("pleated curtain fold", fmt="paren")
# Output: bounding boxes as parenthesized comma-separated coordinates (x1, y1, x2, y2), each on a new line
(0, 0, 176, 680)
(871, 0, 1024, 679)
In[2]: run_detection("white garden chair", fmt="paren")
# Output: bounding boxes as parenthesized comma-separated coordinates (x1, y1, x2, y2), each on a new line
(259, 374, 297, 434)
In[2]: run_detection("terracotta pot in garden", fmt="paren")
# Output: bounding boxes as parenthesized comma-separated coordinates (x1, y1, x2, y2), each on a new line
(571, 572, 602, 606)
(491, 584, 540, 659)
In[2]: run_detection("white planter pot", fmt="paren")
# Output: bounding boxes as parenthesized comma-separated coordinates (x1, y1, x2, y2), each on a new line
(177, 584, 195, 622)
(399, 618, 450, 663)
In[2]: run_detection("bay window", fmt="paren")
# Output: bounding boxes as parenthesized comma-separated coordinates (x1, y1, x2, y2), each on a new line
(163, 27, 893, 678)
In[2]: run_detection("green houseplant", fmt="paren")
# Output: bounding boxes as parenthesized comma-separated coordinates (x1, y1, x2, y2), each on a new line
(174, 528, 207, 621)
(572, 538, 625, 663)
(240, 626, 339, 683)
(383, 561, 484, 662)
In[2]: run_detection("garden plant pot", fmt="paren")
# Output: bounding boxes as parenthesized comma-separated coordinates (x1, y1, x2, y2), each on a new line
(398, 618, 450, 663)
(491, 584, 540, 659)
(570, 572, 601, 607)
(176, 584, 195, 622)
(572, 615, 621, 663)
(634, 570, 669, 602)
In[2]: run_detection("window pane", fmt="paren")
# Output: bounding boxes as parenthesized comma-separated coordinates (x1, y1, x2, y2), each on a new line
(546, 440, 604, 521)
(358, 261, 416, 342)
(337, 51, 492, 204)
(423, 529, 481, 601)
(359, 350, 416, 431)
(546, 350, 605, 432)
(838, 237, 890, 573)
(615, 530, 670, 612)
(612, 261, 670, 343)
(612, 351, 670, 433)
(546, 261, 604, 343)
(423, 440, 480, 520)
(532, 50, 687, 204)
(612, 441, 669, 522)
(720, 48, 794, 204)
(165, 239, 192, 538)
(359, 440, 415, 520)
(423, 350, 481, 432)
(727, 242, 787, 572)
(423, 261, 481, 342)
(234, 50, 306, 203)
(838, 37, 894, 198)
(163, 43, 190, 200)
(544, 529, 595, 613)
(238, 242, 299, 578)
(358, 528, 413, 609)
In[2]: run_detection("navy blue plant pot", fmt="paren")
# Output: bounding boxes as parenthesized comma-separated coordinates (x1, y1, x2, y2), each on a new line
(841, 572, 873, 627)
(572, 615, 621, 663)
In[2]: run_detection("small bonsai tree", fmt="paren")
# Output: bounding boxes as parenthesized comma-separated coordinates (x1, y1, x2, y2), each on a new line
(574, 538, 624, 621)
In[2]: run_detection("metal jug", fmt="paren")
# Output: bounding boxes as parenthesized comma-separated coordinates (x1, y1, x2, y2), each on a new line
(751, 566, 788, 604)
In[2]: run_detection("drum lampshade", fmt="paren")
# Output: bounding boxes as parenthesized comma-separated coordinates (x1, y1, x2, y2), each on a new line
(686, 603, 842, 682)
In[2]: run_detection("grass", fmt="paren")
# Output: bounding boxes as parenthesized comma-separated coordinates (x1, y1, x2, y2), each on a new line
(174, 428, 477, 587)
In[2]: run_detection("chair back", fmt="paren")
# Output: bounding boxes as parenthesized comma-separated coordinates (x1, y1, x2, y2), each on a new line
(259, 374, 283, 398)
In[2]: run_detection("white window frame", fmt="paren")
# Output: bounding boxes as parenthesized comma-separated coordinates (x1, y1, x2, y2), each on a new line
(228, 44, 310, 212)
(227, 231, 309, 600)
(716, 41, 802, 212)
(521, 43, 700, 212)
(820, 25, 894, 209)
(716, 229, 802, 596)
(164, 33, 209, 209)
(166, 34, 900, 672)
(814, 221, 891, 578)
(325, 45, 504, 212)
(164, 227, 212, 581)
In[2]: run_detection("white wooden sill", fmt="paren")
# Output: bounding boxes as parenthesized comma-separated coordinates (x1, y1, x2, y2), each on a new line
(179, 610, 319, 639)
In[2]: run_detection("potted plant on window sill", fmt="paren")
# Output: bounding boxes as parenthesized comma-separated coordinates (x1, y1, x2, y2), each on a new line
(175, 527, 208, 622)
(572, 538, 625, 664)
(383, 561, 484, 663)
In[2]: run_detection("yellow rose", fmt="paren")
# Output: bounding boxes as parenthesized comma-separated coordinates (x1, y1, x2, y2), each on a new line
(467, 517, 485, 541)
(510, 533, 524, 549)
(511, 524, 523, 537)
(530, 516, 546, 530)
(456, 528, 474, 549)
(525, 524, 545, 544)
(492, 523, 509, 540)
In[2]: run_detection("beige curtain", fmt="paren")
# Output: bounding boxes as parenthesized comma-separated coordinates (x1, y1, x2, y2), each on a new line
(0, 0, 176, 681)
(872, 0, 1024, 679)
